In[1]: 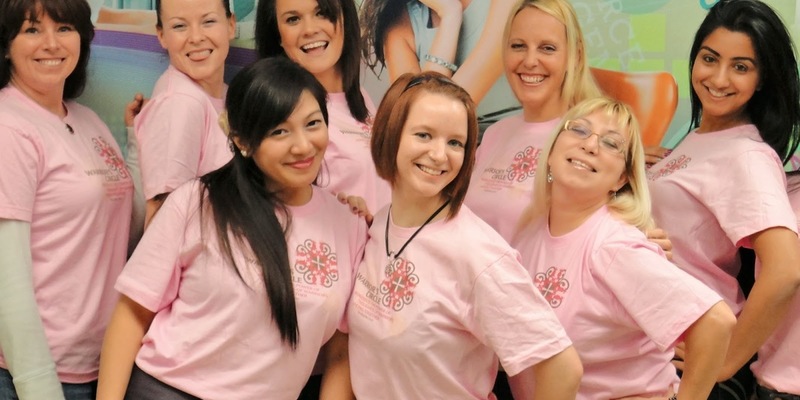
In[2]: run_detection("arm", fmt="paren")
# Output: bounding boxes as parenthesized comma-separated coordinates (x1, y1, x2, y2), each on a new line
(719, 227, 800, 379)
(125, 94, 146, 251)
(507, 346, 582, 400)
(0, 220, 65, 400)
(677, 301, 735, 399)
(318, 331, 354, 400)
(96, 295, 156, 400)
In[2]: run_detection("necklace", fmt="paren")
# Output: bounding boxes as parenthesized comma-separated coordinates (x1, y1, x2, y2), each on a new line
(384, 200, 450, 267)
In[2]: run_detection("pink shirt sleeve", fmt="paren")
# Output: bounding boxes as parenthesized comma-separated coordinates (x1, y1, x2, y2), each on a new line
(115, 184, 195, 311)
(136, 94, 209, 200)
(705, 150, 796, 247)
(595, 242, 723, 350)
(463, 252, 572, 376)
(0, 126, 40, 221)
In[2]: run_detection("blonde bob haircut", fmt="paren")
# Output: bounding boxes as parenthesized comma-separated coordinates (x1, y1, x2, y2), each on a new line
(371, 71, 479, 220)
(503, 0, 601, 108)
(521, 97, 654, 232)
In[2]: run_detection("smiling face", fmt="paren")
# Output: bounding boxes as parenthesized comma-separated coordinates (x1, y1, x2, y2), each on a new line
(548, 110, 628, 205)
(240, 90, 328, 205)
(504, 6, 569, 122)
(9, 11, 80, 105)
(156, 0, 235, 97)
(274, 0, 344, 92)
(393, 91, 468, 208)
(691, 27, 760, 132)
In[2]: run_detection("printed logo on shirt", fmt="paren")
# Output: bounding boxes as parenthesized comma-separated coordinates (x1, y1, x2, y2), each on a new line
(647, 155, 691, 181)
(379, 257, 420, 311)
(478, 146, 540, 192)
(339, 115, 374, 139)
(91, 137, 130, 181)
(534, 266, 570, 308)
(294, 239, 339, 287)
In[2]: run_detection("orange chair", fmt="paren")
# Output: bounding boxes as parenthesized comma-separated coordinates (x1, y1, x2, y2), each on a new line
(590, 67, 678, 147)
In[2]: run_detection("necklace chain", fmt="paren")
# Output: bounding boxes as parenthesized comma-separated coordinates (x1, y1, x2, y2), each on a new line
(385, 200, 450, 263)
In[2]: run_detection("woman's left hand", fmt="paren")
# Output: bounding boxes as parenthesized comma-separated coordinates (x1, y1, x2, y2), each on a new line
(646, 228, 673, 261)
(337, 192, 374, 226)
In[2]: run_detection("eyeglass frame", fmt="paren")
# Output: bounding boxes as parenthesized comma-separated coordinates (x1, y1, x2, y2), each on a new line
(561, 119, 628, 156)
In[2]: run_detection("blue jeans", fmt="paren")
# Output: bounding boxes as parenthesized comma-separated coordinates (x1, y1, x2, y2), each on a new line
(0, 367, 96, 400)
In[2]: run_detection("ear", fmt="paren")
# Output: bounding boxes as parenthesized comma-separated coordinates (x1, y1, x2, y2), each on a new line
(156, 26, 167, 50)
(227, 13, 237, 41)
(614, 172, 628, 193)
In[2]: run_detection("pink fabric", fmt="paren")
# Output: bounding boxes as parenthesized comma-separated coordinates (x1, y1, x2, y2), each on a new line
(134, 65, 232, 200)
(0, 86, 133, 382)
(322, 91, 391, 213)
(348, 205, 571, 400)
(465, 115, 559, 242)
(514, 206, 722, 399)
(648, 125, 796, 314)
(116, 183, 366, 399)
(750, 186, 800, 394)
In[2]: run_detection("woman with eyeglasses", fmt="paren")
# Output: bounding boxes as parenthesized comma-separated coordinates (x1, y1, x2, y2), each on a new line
(513, 97, 735, 399)
(346, 71, 581, 400)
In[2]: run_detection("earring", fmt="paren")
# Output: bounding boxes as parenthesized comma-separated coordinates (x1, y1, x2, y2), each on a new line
(547, 171, 553, 183)
(611, 190, 617, 200)
(240, 148, 249, 157)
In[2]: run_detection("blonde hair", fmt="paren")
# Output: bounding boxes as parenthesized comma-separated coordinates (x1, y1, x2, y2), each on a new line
(520, 97, 654, 232)
(503, 0, 601, 108)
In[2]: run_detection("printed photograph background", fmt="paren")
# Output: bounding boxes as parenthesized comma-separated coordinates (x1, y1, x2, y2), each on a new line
(78, 0, 799, 165)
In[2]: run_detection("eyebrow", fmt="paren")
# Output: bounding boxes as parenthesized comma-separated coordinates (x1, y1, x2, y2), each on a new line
(576, 117, 622, 136)
(700, 45, 757, 64)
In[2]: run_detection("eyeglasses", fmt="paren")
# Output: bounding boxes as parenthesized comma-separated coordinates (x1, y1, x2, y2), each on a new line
(563, 120, 627, 155)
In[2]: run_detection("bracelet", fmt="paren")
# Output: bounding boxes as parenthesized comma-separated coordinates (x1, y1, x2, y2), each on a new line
(424, 54, 458, 72)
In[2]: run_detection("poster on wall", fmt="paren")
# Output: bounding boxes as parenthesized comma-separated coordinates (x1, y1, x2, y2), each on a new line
(80, 0, 799, 166)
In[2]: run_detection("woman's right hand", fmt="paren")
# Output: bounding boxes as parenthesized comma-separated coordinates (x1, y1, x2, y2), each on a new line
(124, 93, 147, 128)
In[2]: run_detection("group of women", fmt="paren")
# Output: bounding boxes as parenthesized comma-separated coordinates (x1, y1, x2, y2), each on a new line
(0, 0, 798, 399)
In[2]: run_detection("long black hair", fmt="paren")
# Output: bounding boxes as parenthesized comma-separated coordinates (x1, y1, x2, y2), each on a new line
(688, 0, 800, 164)
(254, 0, 369, 123)
(200, 57, 328, 348)
(0, 0, 94, 99)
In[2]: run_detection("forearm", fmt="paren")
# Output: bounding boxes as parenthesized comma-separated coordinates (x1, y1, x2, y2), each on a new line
(722, 229, 800, 378)
(0, 220, 65, 400)
(509, 346, 582, 399)
(97, 296, 154, 400)
(422, 5, 462, 77)
(451, 0, 518, 102)
(318, 331, 354, 400)
(678, 302, 735, 399)
(125, 126, 145, 255)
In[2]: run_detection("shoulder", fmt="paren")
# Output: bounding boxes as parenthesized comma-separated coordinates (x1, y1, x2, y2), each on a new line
(385, 5, 415, 47)
(444, 206, 519, 260)
(590, 214, 665, 268)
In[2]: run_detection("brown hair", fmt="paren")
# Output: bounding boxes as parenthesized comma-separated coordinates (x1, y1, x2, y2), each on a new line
(371, 71, 478, 219)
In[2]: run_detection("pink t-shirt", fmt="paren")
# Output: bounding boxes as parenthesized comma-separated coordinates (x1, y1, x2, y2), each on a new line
(750, 185, 800, 394)
(648, 125, 796, 314)
(348, 205, 571, 400)
(116, 182, 366, 399)
(322, 91, 391, 212)
(465, 115, 559, 242)
(0, 86, 133, 383)
(514, 206, 722, 399)
(134, 65, 232, 200)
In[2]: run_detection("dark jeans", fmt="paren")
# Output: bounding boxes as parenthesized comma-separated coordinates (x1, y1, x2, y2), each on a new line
(124, 364, 200, 400)
(0, 367, 96, 400)
(755, 383, 800, 400)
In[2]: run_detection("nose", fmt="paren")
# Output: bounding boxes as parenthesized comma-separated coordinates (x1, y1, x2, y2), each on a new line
(41, 29, 59, 50)
(301, 18, 321, 36)
(428, 139, 447, 162)
(291, 133, 313, 155)
(188, 24, 205, 44)
(709, 64, 730, 88)
(580, 133, 600, 154)
(522, 49, 539, 68)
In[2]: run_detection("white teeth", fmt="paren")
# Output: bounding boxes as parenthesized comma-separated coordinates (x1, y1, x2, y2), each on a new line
(302, 41, 326, 51)
(520, 74, 544, 84)
(708, 87, 729, 98)
(418, 165, 444, 175)
(38, 59, 62, 66)
(570, 159, 593, 171)
(188, 49, 211, 58)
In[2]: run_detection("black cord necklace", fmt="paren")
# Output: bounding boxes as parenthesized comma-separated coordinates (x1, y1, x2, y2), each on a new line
(385, 200, 450, 267)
